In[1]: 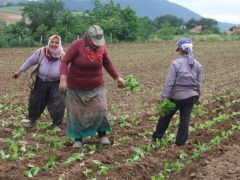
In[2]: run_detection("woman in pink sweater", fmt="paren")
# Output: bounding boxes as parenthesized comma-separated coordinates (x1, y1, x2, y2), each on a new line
(59, 25, 124, 148)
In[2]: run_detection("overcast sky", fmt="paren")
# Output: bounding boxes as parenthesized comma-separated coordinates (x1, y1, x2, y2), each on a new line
(168, 0, 240, 24)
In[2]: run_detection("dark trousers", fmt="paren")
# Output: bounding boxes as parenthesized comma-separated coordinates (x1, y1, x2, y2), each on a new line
(152, 96, 198, 145)
(28, 77, 65, 126)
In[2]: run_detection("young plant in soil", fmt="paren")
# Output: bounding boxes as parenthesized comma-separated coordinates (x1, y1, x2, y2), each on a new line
(44, 155, 57, 170)
(61, 152, 85, 165)
(23, 165, 40, 178)
(0, 150, 10, 160)
(92, 160, 110, 176)
(82, 167, 93, 178)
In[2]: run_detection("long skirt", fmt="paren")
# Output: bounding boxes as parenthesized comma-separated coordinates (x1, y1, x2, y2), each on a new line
(66, 87, 111, 139)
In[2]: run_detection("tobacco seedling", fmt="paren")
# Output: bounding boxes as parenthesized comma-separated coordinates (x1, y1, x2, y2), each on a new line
(124, 75, 140, 92)
(155, 99, 176, 117)
(0, 150, 10, 160)
(23, 166, 40, 178)
(44, 155, 57, 170)
(82, 167, 93, 177)
(92, 160, 109, 176)
(62, 152, 84, 165)
(126, 146, 145, 164)
(178, 150, 188, 161)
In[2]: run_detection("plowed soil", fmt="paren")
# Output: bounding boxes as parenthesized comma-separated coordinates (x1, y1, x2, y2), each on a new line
(0, 41, 239, 179)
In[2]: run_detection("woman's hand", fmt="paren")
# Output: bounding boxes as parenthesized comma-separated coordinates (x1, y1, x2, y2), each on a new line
(196, 98, 202, 105)
(116, 76, 125, 88)
(59, 75, 68, 93)
(12, 70, 22, 79)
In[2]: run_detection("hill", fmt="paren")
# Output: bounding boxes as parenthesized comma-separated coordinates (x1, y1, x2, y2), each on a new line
(0, 0, 234, 31)
(61, 0, 235, 31)
(64, 0, 202, 21)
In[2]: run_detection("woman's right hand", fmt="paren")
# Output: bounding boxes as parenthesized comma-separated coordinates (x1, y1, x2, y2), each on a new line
(196, 98, 202, 105)
(59, 75, 68, 94)
(12, 70, 22, 79)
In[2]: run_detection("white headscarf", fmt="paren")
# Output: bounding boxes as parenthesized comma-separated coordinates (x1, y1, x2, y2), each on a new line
(177, 38, 195, 68)
(46, 35, 64, 58)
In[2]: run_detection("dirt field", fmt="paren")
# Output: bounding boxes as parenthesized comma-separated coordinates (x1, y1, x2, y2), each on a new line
(0, 12, 21, 24)
(0, 41, 239, 179)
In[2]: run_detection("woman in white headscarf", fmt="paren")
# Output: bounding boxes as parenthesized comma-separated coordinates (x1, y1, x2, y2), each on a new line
(13, 35, 65, 131)
(152, 37, 202, 146)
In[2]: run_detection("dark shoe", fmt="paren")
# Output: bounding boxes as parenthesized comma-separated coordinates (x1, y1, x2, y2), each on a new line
(26, 121, 35, 128)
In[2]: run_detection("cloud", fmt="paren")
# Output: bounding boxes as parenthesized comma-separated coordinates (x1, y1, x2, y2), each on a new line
(168, 0, 240, 24)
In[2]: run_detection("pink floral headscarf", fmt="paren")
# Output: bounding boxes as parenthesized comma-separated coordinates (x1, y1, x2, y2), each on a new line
(46, 35, 64, 59)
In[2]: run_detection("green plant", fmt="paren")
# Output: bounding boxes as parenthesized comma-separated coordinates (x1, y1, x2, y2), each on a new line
(192, 142, 209, 159)
(25, 150, 36, 159)
(86, 144, 97, 154)
(119, 114, 131, 128)
(0, 150, 10, 160)
(118, 135, 131, 142)
(23, 166, 40, 178)
(210, 136, 221, 146)
(163, 161, 184, 173)
(12, 127, 26, 139)
(126, 146, 145, 164)
(82, 167, 93, 177)
(44, 155, 57, 170)
(92, 160, 109, 176)
(149, 115, 159, 121)
(62, 152, 84, 165)
(178, 150, 188, 161)
(5, 139, 19, 160)
(124, 75, 140, 92)
(155, 99, 176, 117)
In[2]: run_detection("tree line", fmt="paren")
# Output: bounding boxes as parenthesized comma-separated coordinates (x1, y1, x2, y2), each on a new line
(0, 0, 220, 47)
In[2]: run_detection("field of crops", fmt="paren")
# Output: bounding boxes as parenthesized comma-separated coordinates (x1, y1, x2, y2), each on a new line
(0, 41, 240, 179)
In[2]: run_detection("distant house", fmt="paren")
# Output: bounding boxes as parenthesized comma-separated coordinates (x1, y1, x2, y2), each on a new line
(229, 25, 240, 33)
(224, 30, 233, 35)
(190, 25, 202, 33)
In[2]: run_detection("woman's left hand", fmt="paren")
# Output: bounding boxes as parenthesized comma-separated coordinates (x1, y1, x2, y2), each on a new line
(116, 77, 125, 88)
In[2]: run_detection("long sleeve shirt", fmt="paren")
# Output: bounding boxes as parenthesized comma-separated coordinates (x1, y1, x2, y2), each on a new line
(20, 48, 62, 82)
(60, 39, 119, 91)
(160, 56, 202, 100)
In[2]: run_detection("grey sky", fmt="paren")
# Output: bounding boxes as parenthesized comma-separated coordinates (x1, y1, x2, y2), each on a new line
(168, 0, 240, 24)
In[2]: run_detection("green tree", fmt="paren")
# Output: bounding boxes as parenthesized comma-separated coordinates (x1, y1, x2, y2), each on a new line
(35, 24, 48, 44)
(186, 18, 219, 33)
(50, 11, 83, 43)
(22, 0, 65, 34)
(82, 0, 140, 42)
(117, 6, 140, 41)
(138, 17, 156, 40)
(199, 18, 219, 33)
(185, 18, 199, 29)
(156, 24, 176, 40)
(154, 15, 184, 30)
